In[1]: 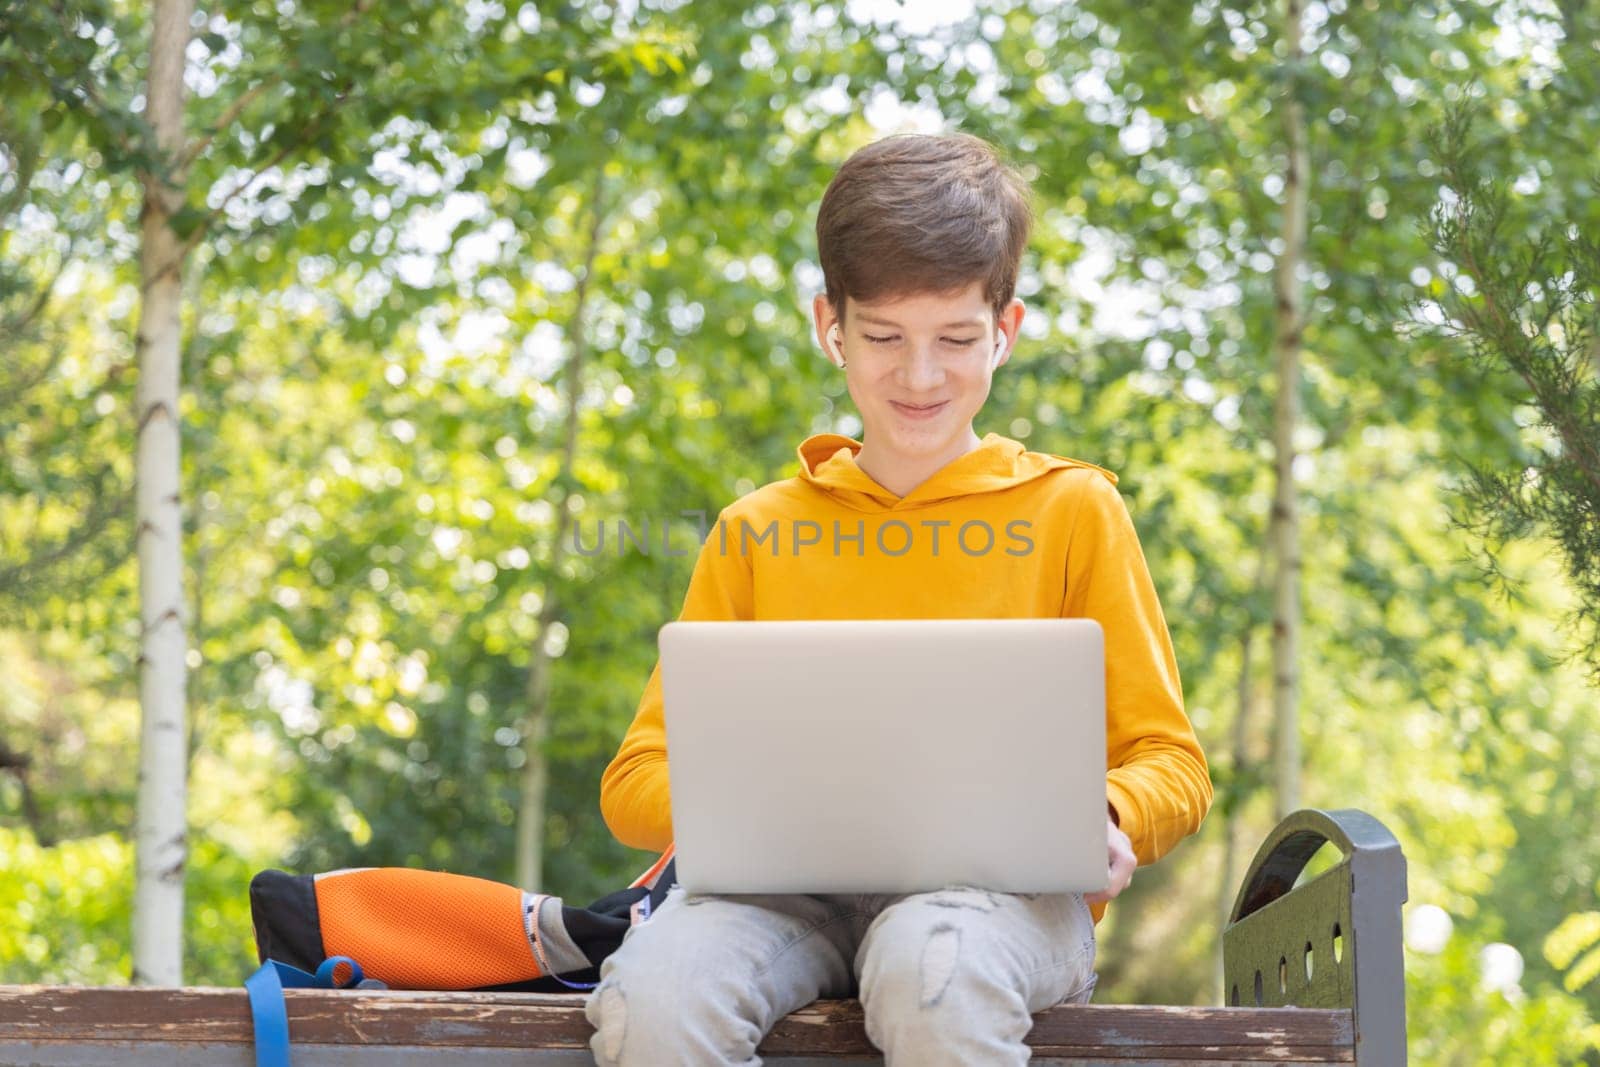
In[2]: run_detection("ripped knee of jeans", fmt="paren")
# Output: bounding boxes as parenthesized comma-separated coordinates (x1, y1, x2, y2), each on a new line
(924, 886, 1002, 913)
(918, 923, 962, 1008)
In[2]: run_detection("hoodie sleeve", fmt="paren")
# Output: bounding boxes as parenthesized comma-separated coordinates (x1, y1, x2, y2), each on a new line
(1062, 472, 1213, 867)
(599, 508, 754, 852)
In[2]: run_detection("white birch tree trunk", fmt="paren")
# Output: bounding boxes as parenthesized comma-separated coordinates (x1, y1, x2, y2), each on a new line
(132, 0, 194, 987)
(1270, 0, 1310, 823)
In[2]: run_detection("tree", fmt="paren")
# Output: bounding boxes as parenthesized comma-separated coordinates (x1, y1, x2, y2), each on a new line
(1266, 0, 1310, 822)
(6, 0, 588, 976)
(1424, 115, 1600, 671)
(129, 0, 196, 987)
(514, 169, 606, 892)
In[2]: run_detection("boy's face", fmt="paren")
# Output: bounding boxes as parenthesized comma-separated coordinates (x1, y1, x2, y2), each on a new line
(812, 280, 1024, 462)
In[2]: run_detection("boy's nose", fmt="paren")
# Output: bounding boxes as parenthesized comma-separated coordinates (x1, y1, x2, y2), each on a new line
(897, 347, 947, 389)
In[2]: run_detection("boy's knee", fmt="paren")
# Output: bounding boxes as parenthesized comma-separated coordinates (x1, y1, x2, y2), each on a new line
(859, 910, 1008, 1023)
(858, 895, 1042, 1043)
(860, 927, 1036, 1067)
(860, 919, 966, 1009)
(585, 963, 761, 1067)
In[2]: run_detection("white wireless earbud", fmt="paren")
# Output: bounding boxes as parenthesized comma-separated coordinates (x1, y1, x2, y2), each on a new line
(827, 324, 846, 368)
(992, 330, 1008, 368)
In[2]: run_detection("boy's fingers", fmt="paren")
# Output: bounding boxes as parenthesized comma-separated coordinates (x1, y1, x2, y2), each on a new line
(1114, 857, 1134, 893)
(1094, 851, 1135, 905)
(1085, 819, 1137, 906)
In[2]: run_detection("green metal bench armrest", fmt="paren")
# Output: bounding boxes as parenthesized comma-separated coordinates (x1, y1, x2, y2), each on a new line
(1222, 807, 1408, 1065)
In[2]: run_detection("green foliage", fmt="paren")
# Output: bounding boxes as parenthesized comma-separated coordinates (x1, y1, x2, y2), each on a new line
(4, 6, 1600, 1058)
(1421, 103, 1600, 673)
(0, 69, 138, 621)
(0, 827, 132, 984)
(1548, 911, 1600, 996)
(1408, 932, 1600, 1066)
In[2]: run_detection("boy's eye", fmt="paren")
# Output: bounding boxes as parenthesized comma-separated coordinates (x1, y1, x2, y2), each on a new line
(862, 335, 980, 346)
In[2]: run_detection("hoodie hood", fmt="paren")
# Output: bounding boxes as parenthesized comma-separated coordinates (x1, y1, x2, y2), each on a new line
(795, 432, 1117, 512)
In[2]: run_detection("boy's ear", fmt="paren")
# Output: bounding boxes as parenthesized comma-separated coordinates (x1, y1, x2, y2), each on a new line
(813, 292, 845, 368)
(992, 298, 1025, 370)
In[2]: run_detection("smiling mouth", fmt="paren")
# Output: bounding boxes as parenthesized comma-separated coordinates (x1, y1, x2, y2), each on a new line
(892, 401, 947, 413)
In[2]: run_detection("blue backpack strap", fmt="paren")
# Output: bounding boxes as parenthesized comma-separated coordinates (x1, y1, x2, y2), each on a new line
(245, 961, 291, 1067)
(245, 957, 364, 1067)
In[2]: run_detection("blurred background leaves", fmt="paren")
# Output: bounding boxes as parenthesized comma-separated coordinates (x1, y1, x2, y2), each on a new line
(2, 0, 1599, 1061)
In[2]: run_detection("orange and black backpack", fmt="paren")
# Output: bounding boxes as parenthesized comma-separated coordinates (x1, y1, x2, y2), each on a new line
(244, 848, 676, 1064)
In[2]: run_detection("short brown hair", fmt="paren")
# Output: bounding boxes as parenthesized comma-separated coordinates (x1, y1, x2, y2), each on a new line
(815, 132, 1034, 324)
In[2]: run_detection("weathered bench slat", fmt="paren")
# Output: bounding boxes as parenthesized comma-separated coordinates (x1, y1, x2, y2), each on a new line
(0, 1049, 1353, 1067)
(0, 986, 1353, 1064)
(0, 1046, 1352, 1067)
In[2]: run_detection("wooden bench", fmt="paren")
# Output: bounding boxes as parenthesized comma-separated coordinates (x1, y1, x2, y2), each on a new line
(0, 808, 1407, 1065)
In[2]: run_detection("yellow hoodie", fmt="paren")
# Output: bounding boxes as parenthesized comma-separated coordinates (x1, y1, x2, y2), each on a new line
(599, 431, 1212, 922)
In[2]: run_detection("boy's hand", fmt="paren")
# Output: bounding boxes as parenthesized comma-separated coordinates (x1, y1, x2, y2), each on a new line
(1085, 817, 1135, 906)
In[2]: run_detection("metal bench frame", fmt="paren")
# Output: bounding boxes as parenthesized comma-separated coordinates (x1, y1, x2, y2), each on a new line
(1223, 807, 1409, 1063)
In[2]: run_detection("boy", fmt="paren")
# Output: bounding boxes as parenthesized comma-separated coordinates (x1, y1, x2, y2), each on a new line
(584, 132, 1212, 1066)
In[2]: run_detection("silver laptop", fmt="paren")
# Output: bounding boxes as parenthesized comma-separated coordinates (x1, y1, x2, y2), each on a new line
(659, 618, 1108, 895)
